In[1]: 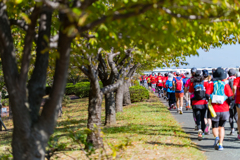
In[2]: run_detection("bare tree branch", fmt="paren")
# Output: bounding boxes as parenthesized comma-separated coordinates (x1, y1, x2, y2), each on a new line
(19, 6, 40, 88)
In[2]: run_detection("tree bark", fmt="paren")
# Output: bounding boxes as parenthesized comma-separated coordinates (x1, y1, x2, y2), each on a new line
(123, 79, 131, 106)
(0, 91, 2, 131)
(115, 83, 124, 112)
(104, 91, 116, 125)
(86, 79, 103, 148)
(28, 9, 52, 124)
(0, 4, 73, 159)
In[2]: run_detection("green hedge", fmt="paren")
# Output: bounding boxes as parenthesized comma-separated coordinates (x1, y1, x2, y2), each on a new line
(65, 82, 103, 98)
(129, 85, 149, 103)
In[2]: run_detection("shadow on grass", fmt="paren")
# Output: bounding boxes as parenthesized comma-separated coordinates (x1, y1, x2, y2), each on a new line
(146, 141, 199, 149)
(103, 124, 189, 139)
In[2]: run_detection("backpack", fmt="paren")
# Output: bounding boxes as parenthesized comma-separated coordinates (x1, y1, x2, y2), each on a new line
(210, 80, 227, 104)
(194, 82, 205, 100)
(175, 78, 183, 91)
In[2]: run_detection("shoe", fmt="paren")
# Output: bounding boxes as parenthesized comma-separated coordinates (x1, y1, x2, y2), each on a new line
(186, 106, 190, 110)
(173, 106, 176, 109)
(179, 107, 183, 114)
(168, 107, 172, 110)
(206, 131, 210, 135)
(194, 125, 198, 131)
(218, 145, 224, 151)
(204, 124, 209, 134)
(198, 130, 203, 141)
(214, 137, 219, 150)
(230, 129, 235, 135)
(237, 133, 240, 140)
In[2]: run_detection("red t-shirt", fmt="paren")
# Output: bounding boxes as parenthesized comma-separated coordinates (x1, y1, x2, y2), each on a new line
(233, 77, 240, 104)
(206, 81, 233, 112)
(162, 76, 168, 88)
(151, 76, 157, 84)
(157, 76, 163, 86)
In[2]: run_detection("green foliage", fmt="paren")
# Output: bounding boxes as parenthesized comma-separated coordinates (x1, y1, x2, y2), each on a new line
(62, 94, 71, 106)
(129, 85, 149, 103)
(0, 153, 13, 160)
(1, 98, 9, 106)
(45, 135, 67, 160)
(65, 82, 103, 98)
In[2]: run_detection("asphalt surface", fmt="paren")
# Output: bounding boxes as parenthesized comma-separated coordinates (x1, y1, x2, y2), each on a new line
(159, 97, 240, 160)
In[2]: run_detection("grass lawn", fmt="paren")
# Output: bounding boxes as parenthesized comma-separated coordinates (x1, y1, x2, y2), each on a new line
(0, 93, 206, 159)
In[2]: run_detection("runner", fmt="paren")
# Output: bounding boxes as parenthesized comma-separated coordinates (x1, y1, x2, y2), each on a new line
(202, 69, 212, 135)
(147, 74, 151, 89)
(206, 67, 233, 150)
(139, 75, 143, 85)
(162, 73, 168, 100)
(166, 73, 176, 110)
(189, 70, 208, 140)
(227, 69, 237, 135)
(173, 71, 186, 114)
(186, 67, 198, 129)
(157, 72, 164, 98)
(150, 72, 157, 93)
(233, 71, 240, 140)
(184, 72, 191, 110)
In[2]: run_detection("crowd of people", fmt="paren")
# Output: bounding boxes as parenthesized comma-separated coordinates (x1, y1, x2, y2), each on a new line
(139, 67, 240, 151)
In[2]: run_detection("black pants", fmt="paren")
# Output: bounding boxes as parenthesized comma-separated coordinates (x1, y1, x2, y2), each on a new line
(193, 109, 207, 131)
(167, 92, 176, 107)
(229, 106, 238, 129)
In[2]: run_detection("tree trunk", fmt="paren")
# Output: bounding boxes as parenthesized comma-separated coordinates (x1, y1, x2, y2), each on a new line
(0, 91, 2, 131)
(58, 97, 62, 117)
(104, 91, 116, 125)
(123, 79, 131, 106)
(86, 80, 103, 148)
(115, 84, 124, 112)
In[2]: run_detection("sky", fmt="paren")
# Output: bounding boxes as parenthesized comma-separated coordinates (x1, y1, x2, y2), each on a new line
(179, 43, 240, 68)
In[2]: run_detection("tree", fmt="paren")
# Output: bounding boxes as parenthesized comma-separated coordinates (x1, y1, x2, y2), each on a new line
(1, 0, 240, 159)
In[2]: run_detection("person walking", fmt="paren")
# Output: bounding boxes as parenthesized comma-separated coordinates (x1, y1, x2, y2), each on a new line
(206, 67, 233, 151)
(227, 69, 238, 135)
(166, 73, 176, 110)
(202, 70, 212, 135)
(162, 73, 168, 100)
(157, 72, 164, 98)
(173, 71, 186, 114)
(184, 72, 191, 110)
(150, 72, 157, 93)
(189, 70, 208, 140)
(233, 72, 240, 140)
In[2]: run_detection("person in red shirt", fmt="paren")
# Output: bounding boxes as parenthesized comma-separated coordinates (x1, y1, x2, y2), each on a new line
(233, 72, 240, 140)
(139, 76, 142, 85)
(202, 70, 212, 135)
(162, 73, 168, 99)
(227, 69, 237, 136)
(156, 73, 163, 97)
(189, 70, 208, 140)
(206, 68, 233, 151)
(150, 72, 157, 92)
(147, 74, 152, 89)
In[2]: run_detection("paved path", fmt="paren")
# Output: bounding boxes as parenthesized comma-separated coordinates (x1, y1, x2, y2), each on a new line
(160, 97, 240, 160)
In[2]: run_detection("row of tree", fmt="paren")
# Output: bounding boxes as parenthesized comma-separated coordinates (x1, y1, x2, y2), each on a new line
(1, 0, 240, 159)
